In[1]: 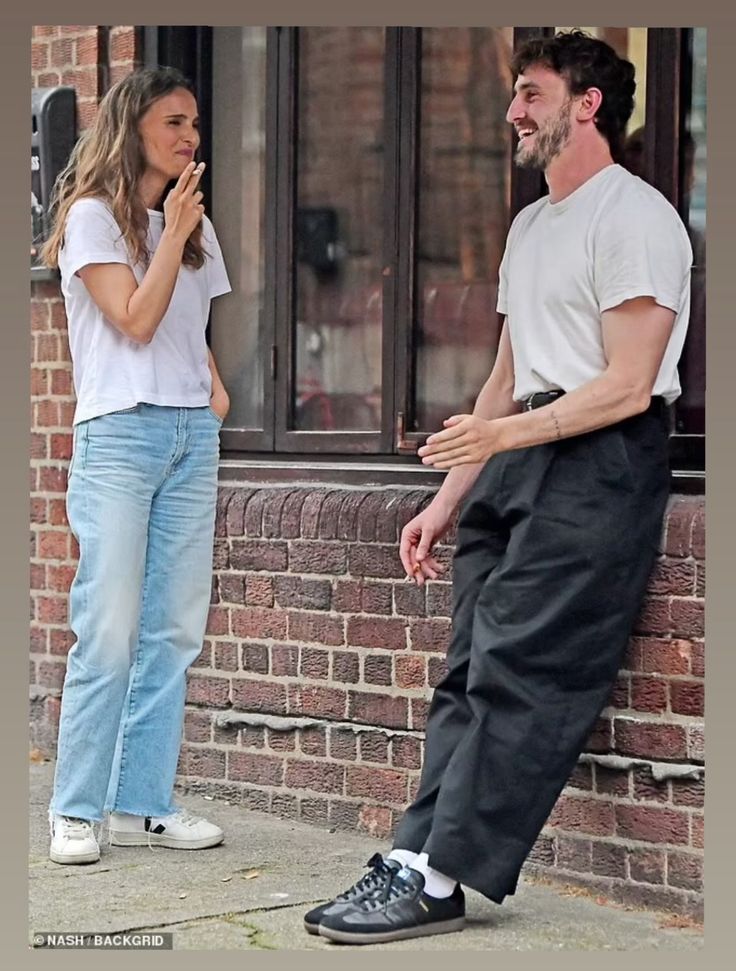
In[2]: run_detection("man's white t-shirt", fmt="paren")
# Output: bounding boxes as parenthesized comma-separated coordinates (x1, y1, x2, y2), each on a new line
(497, 163, 693, 405)
(58, 197, 232, 425)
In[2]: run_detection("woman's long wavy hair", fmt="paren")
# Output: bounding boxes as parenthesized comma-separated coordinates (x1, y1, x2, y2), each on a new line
(42, 67, 206, 270)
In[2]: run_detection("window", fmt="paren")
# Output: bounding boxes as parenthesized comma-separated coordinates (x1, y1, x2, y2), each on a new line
(149, 26, 705, 486)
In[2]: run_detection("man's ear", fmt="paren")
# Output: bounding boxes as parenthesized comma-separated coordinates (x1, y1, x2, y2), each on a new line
(577, 87, 603, 122)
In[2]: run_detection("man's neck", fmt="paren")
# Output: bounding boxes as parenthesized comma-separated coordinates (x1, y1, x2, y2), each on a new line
(544, 142, 615, 204)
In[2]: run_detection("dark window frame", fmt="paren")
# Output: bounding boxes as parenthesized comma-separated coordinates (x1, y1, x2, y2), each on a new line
(143, 25, 704, 492)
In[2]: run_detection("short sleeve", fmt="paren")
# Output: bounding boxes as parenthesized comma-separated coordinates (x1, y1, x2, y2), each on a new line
(594, 194, 693, 315)
(59, 199, 131, 279)
(202, 216, 232, 300)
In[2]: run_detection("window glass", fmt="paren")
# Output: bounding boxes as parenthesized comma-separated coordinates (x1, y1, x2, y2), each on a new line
(413, 28, 514, 433)
(210, 28, 267, 430)
(292, 27, 386, 432)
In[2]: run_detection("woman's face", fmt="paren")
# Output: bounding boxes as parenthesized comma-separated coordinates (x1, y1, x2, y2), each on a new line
(138, 87, 200, 183)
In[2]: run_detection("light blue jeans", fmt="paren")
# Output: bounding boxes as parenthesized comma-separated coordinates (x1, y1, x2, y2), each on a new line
(50, 404, 222, 822)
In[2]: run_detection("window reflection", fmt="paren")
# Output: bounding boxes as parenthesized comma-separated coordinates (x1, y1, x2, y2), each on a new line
(210, 28, 267, 431)
(413, 28, 514, 433)
(293, 27, 385, 432)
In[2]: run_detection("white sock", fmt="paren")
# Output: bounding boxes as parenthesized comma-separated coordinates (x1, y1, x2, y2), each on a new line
(409, 852, 457, 898)
(387, 848, 418, 868)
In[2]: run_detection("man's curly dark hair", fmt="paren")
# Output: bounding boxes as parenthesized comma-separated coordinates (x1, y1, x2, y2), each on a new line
(510, 30, 637, 162)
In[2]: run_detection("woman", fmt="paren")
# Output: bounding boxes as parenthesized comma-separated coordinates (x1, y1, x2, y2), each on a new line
(41, 67, 231, 864)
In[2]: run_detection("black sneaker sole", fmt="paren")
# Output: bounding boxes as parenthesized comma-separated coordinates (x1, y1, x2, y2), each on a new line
(318, 915, 465, 944)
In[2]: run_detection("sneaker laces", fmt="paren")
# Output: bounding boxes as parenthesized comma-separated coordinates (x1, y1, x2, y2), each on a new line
(360, 868, 417, 912)
(335, 853, 393, 901)
(54, 815, 97, 843)
(166, 807, 204, 828)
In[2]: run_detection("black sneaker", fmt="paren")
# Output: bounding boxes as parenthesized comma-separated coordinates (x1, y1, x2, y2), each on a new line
(303, 853, 402, 934)
(318, 866, 465, 944)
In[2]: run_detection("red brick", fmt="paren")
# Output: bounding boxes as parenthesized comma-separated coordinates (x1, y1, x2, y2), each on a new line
(363, 653, 392, 685)
(288, 541, 347, 574)
(232, 606, 287, 640)
(37, 596, 67, 624)
(395, 654, 426, 688)
(231, 678, 287, 714)
(328, 800, 361, 831)
(280, 490, 308, 538)
(332, 579, 362, 613)
(228, 751, 284, 786)
(274, 576, 331, 610)
(670, 680, 704, 717)
(240, 642, 269, 674)
(47, 499, 69, 527)
(547, 795, 615, 836)
(205, 605, 229, 636)
(48, 564, 75, 593)
(628, 847, 665, 884)
(690, 640, 704, 678)
(527, 835, 556, 866)
(214, 641, 238, 671)
(633, 598, 669, 636)
(427, 655, 448, 688)
(357, 805, 394, 838)
(348, 544, 405, 579)
(110, 28, 135, 63)
(266, 728, 293, 752)
(50, 302, 69, 331)
(38, 528, 68, 559)
(35, 400, 59, 427)
(347, 615, 406, 651)
(184, 710, 212, 743)
(391, 735, 422, 769)
(245, 575, 274, 607)
(288, 683, 346, 719)
(180, 746, 226, 779)
(394, 581, 428, 617)
(648, 559, 696, 597)
(667, 850, 703, 891)
(298, 725, 327, 756)
(349, 691, 408, 729)
(229, 539, 287, 572)
(638, 637, 691, 676)
(346, 766, 407, 803)
(74, 35, 98, 65)
(555, 835, 592, 871)
(690, 813, 704, 849)
(614, 718, 687, 760)
(38, 72, 62, 87)
(426, 582, 452, 617)
(31, 302, 50, 332)
(288, 611, 344, 646)
(594, 766, 630, 798)
(615, 804, 689, 844)
(49, 627, 74, 656)
(695, 562, 705, 598)
(632, 765, 669, 804)
(31, 367, 49, 396)
(332, 651, 360, 683)
(329, 728, 358, 761)
(411, 697, 430, 731)
(408, 618, 451, 653)
(567, 763, 594, 792)
(30, 497, 47, 523)
(358, 730, 390, 764)
(671, 776, 704, 808)
(38, 660, 66, 692)
(630, 676, 668, 713)
(669, 599, 704, 639)
(585, 716, 613, 752)
(218, 574, 245, 605)
(688, 724, 704, 762)
(300, 647, 330, 680)
(663, 499, 697, 557)
(691, 507, 705, 559)
(186, 675, 230, 708)
(30, 563, 46, 591)
(50, 433, 73, 460)
(50, 38, 74, 65)
(60, 68, 98, 97)
(285, 759, 344, 794)
(271, 644, 298, 677)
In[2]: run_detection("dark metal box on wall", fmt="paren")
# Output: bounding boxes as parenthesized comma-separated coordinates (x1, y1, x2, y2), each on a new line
(31, 87, 76, 281)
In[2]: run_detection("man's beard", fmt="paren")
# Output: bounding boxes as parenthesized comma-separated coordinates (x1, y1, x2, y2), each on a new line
(515, 100, 573, 170)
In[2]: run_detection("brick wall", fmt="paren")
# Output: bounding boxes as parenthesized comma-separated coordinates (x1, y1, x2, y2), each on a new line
(29, 26, 704, 920)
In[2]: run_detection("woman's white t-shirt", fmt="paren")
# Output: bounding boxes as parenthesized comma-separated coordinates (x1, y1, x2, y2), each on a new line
(58, 197, 232, 425)
(497, 164, 693, 405)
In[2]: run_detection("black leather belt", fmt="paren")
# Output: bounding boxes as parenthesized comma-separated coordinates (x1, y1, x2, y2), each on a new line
(523, 390, 565, 411)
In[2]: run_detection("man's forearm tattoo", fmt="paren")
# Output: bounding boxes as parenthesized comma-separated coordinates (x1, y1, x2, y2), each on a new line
(550, 408, 562, 440)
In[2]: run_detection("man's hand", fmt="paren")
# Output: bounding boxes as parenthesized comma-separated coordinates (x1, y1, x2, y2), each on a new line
(399, 502, 453, 586)
(418, 414, 503, 470)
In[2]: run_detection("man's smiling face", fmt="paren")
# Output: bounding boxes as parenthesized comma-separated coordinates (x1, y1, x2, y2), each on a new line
(506, 64, 577, 170)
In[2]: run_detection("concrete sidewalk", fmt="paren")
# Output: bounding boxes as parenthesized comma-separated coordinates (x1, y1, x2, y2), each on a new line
(29, 759, 703, 951)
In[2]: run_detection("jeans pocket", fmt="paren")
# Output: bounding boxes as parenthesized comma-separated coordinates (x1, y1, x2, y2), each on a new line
(206, 406, 224, 426)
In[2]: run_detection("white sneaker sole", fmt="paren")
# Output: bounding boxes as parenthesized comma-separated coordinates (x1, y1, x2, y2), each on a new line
(49, 848, 101, 865)
(109, 830, 224, 850)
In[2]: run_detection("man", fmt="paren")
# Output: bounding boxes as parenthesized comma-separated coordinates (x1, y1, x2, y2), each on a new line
(305, 30, 693, 944)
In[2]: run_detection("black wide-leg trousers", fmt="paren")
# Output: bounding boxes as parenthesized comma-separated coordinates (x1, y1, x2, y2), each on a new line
(393, 404, 671, 903)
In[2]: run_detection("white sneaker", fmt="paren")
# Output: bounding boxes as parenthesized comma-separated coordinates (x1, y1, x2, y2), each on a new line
(108, 807, 224, 849)
(48, 811, 101, 865)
